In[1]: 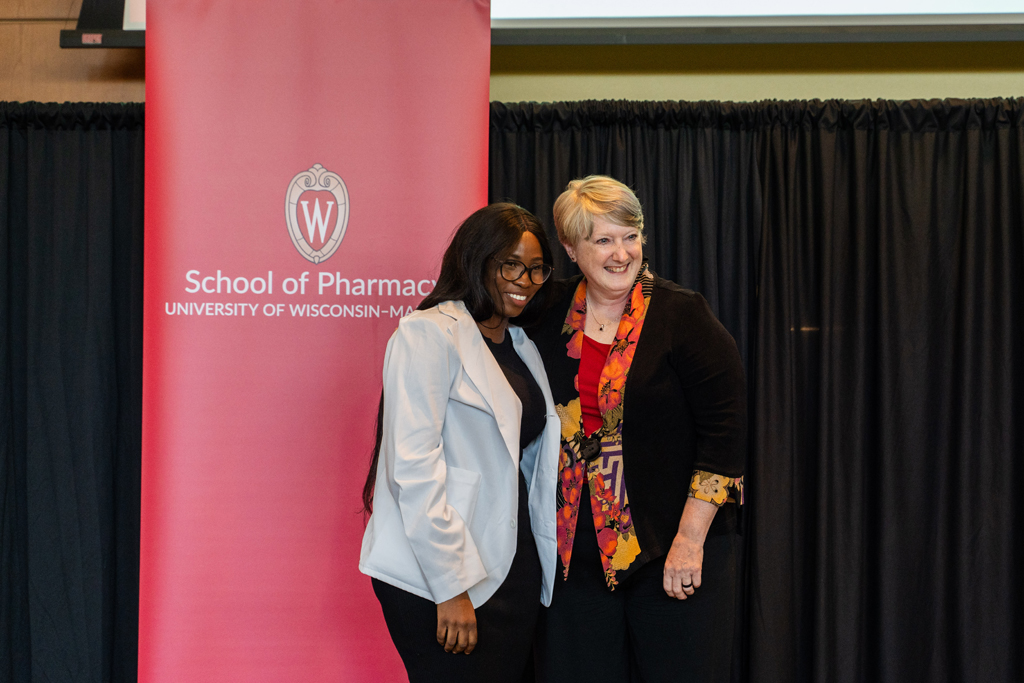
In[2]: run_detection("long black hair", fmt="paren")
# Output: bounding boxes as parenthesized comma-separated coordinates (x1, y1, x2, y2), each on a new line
(361, 203, 553, 514)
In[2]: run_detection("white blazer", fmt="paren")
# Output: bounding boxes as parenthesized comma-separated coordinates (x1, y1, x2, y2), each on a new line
(359, 300, 560, 608)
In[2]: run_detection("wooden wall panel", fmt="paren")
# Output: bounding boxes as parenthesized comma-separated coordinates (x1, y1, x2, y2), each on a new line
(0, 0, 144, 103)
(0, 0, 82, 20)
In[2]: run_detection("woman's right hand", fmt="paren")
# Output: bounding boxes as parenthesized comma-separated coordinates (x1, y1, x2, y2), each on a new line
(436, 591, 477, 654)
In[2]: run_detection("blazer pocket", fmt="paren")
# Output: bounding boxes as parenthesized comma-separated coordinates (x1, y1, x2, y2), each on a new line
(445, 465, 482, 527)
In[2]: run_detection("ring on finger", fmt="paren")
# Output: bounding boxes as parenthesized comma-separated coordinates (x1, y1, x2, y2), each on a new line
(682, 582, 693, 589)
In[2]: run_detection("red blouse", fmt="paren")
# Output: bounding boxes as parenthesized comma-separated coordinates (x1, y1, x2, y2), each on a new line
(579, 334, 612, 436)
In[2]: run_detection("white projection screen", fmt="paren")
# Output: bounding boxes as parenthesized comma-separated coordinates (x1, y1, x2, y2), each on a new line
(123, 0, 145, 30)
(490, 1, 1024, 43)
(492, 1, 1022, 22)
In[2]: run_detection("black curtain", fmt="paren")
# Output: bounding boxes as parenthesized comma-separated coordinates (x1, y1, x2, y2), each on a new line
(752, 100, 1024, 683)
(0, 102, 144, 683)
(490, 99, 1024, 683)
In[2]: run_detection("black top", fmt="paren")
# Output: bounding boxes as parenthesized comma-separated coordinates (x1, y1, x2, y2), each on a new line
(483, 331, 546, 451)
(526, 273, 746, 565)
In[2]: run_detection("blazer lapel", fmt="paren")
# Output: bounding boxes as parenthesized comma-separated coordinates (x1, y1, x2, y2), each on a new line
(511, 327, 556, 418)
(440, 301, 522, 464)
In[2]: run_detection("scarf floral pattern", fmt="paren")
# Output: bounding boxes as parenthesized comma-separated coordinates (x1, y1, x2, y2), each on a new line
(553, 264, 653, 588)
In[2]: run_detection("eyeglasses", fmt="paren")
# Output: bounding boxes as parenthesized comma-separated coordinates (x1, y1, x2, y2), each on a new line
(493, 258, 553, 285)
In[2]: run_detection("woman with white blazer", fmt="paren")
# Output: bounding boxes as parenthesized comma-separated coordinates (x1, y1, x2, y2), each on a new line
(359, 204, 560, 682)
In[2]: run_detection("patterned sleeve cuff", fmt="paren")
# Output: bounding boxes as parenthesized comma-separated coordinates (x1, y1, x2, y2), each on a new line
(688, 471, 744, 506)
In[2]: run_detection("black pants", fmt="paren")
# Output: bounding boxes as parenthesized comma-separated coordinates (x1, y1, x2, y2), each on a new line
(373, 472, 540, 683)
(535, 503, 739, 683)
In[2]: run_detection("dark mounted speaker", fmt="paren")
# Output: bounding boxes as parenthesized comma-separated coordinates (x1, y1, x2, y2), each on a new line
(60, 0, 145, 48)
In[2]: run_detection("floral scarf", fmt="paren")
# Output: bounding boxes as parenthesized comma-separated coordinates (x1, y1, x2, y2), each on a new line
(554, 263, 653, 589)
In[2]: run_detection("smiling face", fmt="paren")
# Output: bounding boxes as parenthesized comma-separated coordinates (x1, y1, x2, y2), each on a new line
(485, 230, 545, 322)
(564, 217, 643, 301)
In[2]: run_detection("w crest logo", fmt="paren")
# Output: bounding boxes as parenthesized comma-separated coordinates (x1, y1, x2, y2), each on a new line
(285, 164, 350, 264)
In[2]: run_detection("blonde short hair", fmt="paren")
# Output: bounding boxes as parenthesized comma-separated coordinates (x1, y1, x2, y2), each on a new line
(552, 175, 645, 248)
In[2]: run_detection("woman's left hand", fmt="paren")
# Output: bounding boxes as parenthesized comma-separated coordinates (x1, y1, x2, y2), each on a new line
(663, 496, 718, 599)
(663, 533, 703, 599)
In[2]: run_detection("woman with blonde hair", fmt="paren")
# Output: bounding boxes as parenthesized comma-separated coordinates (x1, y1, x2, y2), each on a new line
(528, 176, 746, 682)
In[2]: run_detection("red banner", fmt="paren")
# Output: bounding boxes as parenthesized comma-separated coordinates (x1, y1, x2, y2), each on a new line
(140, 2, 491, 680)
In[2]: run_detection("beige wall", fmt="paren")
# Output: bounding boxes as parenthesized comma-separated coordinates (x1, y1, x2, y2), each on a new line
(0, 0, 144, 103)
(491, 43, 1024, 103)
(2, 9, 1022, 106)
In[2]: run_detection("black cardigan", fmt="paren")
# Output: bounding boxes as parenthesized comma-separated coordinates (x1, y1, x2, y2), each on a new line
(527, 274, 747, 564)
